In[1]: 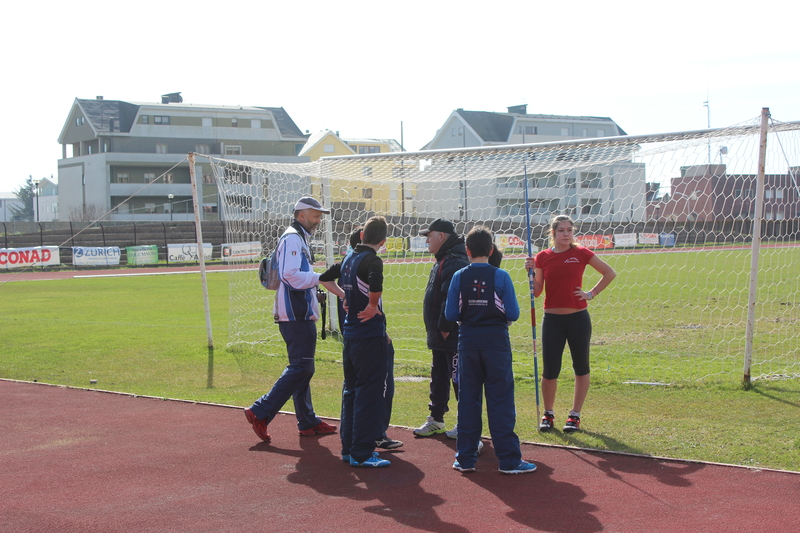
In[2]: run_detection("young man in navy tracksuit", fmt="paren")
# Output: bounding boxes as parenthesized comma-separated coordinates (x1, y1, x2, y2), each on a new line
(337, 216, 392, 468)
(445, 226, 536, 475)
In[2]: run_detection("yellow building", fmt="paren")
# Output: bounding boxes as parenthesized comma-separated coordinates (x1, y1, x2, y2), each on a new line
(299, 130, 411, 218)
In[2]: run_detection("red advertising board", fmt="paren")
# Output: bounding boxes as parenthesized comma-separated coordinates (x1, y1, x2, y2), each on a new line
(575, 235, 613, 249)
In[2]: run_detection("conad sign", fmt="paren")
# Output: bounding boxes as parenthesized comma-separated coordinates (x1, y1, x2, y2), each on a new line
(0, 246, 61, 269)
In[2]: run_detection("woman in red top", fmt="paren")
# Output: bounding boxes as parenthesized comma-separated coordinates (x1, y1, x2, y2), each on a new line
(525, 215, 616, 433)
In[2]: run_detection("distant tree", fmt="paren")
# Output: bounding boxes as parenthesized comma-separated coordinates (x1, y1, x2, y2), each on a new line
(10, 177, 35, 221)
(69, 204, 106, 222)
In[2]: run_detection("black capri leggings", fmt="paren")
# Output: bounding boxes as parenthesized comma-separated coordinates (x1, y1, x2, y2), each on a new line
(541, 310, 592, 380)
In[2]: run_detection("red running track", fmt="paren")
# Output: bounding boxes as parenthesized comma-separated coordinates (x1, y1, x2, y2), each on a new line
(2, 379, 797, 533)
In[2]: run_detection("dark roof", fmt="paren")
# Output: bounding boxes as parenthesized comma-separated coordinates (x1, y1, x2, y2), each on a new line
(77, 99, 140, 133)
(256, 107, 306, 139)
(457, 109, 628, 140)
(458, 110, 515, 143)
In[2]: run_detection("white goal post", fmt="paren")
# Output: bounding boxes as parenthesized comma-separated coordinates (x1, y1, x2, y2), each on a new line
(198, 110, 800, 385)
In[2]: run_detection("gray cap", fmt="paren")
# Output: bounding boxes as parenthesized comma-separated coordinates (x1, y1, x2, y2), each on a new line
(294, 197, 330, 214)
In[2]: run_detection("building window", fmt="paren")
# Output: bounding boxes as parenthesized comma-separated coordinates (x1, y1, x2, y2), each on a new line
(496, 199, 524, 217)
(581, 198, 601, 214)
(251, 119, 261, 129)
(203, 205, 218, 214)
(580, 172, 602, 188)
(362, 166, 372, 177)
(202, 117, 212, 127)
(144, 203, 157, 213)
(75, 117, 85, 126)
(358, 146, 380, 154)
(144, 173, 156, 183)
(195, 144, 210, 154)
(156, 143, 168, 154)
(497, 176, 521, 189)
(231, 118, 238, 128)
(528, 199, 560, 213)
(225, 145, 242, 155)
(154, 116, 170, 125)
(561, 128, 570, 136)
(164, 173, 174, 184)
(531, 172, 559, 188)
(362, 188, 373, 199)
(323, 144, 335, 153)
(202, 174, 214, 184)
(116, 173, 129, 184)
(103, 140, 110, 152)
(141, 115, 149, 124)
(566, 177, 576, 189)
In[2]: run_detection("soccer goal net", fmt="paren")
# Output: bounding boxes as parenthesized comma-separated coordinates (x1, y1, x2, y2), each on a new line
(203, 111, 800, 385)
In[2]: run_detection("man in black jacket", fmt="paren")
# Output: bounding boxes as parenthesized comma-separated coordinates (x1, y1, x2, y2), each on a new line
(414, 218, 469, 438)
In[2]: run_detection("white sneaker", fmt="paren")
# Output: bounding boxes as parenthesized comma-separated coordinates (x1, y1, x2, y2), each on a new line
(413, 416, 446, 436)
(477, 440, 484, 455)
(445, 424, 458, 439)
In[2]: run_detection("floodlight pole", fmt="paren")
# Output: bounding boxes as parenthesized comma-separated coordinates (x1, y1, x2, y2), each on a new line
(743, 108, 769, 386)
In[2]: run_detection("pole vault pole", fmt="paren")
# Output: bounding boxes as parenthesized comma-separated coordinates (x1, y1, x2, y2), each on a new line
(523, 163, 541, 422)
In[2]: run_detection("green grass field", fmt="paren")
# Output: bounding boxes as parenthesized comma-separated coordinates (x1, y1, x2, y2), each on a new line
(1, 253, 799, 471)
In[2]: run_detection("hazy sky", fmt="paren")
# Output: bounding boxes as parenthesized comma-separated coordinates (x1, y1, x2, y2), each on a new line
(2, 0, 798, 193)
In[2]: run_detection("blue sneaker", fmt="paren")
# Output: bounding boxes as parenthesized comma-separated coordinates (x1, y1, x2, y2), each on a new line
(452, 461, 476, 473)
(350, 452, 390, 468)
(499, 461, 537, 475)
(341, 454, 351, 463)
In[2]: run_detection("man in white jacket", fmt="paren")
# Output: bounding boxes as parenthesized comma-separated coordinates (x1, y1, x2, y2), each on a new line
(244, 197, 338, 442)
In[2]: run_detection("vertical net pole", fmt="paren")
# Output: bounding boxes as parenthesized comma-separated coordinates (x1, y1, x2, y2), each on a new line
(523, 163, 541, 420)
(743, 108, 770, 385)
(189, 153, 215, 361)
(320, 163, 336, 333)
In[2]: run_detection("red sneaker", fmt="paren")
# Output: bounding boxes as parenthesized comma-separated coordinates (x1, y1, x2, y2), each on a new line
(299, 421, 337, 436)
(244, 408, 271, 442)
(539, 412, 555, 432)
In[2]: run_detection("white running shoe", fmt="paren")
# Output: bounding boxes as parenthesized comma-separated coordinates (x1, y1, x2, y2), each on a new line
(413, 416, 446, 437)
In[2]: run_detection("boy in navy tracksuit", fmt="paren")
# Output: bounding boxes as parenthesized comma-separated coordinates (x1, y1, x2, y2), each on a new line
(337, 216, 392, 468)
(445, 226, 536, 474)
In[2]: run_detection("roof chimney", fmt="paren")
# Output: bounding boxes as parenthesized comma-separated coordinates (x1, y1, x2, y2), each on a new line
(507, 104, 527, 115)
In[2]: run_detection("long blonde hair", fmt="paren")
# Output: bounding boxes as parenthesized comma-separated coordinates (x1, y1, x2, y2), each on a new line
(548, 215, 576, 249)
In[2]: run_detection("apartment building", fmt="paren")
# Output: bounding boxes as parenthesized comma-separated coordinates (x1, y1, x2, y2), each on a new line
(56, 93, 309, 221)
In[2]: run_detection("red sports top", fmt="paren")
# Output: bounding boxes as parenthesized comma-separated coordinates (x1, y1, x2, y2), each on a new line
(534, 245, 596, 310)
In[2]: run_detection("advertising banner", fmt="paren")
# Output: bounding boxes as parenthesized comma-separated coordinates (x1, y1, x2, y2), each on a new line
(167, 243, 214, 263)
(409, 236, 428, 253)
(494, 234, 536, 253)
(575, 235, 613, 249)
(385, 237, 406, 252)
(126, 245, 159, 266)
(72, 246, 122, 266)
(613, 233, 637, 248)
(0, 246, 60, 269)
(221, 241, 262, 262)
(638, 233, 659, 245)
(659, 233, 677, 247)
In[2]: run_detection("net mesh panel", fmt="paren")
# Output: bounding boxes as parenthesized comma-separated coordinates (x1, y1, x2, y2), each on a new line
(206, 116, 800, 384)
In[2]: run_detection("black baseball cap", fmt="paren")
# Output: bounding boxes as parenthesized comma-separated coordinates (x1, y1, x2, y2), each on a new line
(419, 218, 455, 236)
